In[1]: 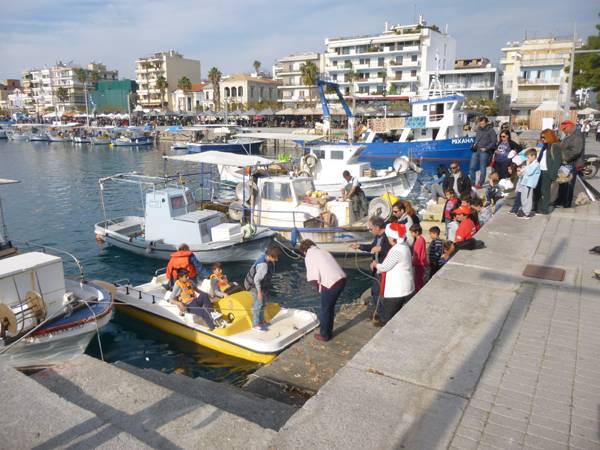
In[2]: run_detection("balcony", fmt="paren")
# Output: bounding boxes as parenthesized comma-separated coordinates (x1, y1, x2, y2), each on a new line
(517, 77, 561, 86)
(520, 56, 566, 67)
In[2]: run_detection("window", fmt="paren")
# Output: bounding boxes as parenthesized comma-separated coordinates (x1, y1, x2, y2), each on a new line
(224, 87, 230, 97)
(332, 73, 338, 81)
(411, 54, 417, 62)
(262, 182, 293, 202)
(238, 86, 243, 97)
(170, 195, 185, 210)
(292, 179, 315, 198)
(331, 151, 344, 160)
(250, 86, 255, 98)
(312, 149, 326, 159)
(231, 87, 237, 97)
(423, 105, 427, 111)
(378, 57, 384, 67)
(411, 70, 417, 77)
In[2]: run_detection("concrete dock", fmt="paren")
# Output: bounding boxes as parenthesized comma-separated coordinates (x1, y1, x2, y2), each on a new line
(1, 138, 599, 449)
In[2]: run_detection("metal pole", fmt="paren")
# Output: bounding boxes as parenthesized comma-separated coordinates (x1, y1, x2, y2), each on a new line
(84, 82, 90, 127)
(565, 25, 576, 121)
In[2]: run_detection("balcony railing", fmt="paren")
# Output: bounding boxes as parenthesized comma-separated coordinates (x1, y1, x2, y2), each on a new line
(517, 77, 561, 85)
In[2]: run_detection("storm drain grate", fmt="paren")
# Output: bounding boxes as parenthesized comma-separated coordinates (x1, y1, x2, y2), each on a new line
(523, 264, 566, 282)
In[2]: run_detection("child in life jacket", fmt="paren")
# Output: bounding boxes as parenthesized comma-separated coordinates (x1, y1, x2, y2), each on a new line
(209, 262, 232, 298)
(169, 268, 216, 329)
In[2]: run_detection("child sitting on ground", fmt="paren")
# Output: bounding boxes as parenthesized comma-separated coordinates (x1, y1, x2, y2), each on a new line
(427, 226, 443, 277)
(471, 197, 493, 227)
(486, 172, 503, 207)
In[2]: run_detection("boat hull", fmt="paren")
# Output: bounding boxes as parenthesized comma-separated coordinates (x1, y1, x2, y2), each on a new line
(187, 140, 263, 154)
(357, 138, 474, 173)
(94, 217, 275, 263)
(112, 137, 153, 147)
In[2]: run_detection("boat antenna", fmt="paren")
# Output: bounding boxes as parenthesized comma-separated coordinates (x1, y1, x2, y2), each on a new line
(428, 52, 443, 97)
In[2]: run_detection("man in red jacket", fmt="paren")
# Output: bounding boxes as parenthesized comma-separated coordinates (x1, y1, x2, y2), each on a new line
(166, 243, 208, 288)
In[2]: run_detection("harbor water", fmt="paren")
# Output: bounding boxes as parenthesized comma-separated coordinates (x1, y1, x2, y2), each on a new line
(0, 139, 373, 384)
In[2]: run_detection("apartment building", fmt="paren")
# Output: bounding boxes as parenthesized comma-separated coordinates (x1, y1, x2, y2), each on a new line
(428, 58, 499, 100)
(324, 17, 456, 102)
(221, 74, 280, 110)
(500, 37, 580, 122)
(0, 79, 22, 110)
(22, 62, 118, 114)
(135, 50, 201, 110)
(272, 52, 325, 106)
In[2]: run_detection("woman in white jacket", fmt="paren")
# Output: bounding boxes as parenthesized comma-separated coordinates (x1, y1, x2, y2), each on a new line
(370, 222, 415, 325)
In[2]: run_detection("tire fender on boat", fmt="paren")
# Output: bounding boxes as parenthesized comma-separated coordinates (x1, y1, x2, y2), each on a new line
(301, 153, 318, 171)
(393, 156, 410, 174)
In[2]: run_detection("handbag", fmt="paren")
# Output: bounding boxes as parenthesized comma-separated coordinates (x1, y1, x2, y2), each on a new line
(556, 165, 573, 184)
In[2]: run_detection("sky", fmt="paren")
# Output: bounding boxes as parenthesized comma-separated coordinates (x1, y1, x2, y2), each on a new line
(0, 0, 597, 81)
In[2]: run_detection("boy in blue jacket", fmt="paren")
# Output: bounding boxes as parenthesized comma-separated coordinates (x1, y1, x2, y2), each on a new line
(517, 148, 541, 219)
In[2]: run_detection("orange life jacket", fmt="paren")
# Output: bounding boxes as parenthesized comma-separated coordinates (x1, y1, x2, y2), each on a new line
(175, 279, 195, 305)
(166, 250, 197, 280)
(209, 273, 231, 292)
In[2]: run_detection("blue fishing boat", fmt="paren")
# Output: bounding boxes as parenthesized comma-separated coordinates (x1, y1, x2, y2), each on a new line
(310, 79, 474, 173)
(183, 125, 263, 154)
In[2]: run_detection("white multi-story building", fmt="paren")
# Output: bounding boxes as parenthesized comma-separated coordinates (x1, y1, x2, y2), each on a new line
(500, 37, 581, 122)
(324, 17, 456, 102)
(22, 62, 118, 114)
(135, 50, 201, 110)
(428, 58, 499, 100)
(272, 52, 325, 106)
(171, 83, 215, 112)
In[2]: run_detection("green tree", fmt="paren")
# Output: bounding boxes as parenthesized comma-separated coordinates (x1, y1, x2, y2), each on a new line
(208, 67, 222, 111)
(55, 86, 69, 112)
(465, 98, 499, 116)
(300, 60, 319, 105)
(253, 60, 261, 74)
(573, 13, 600, 104)
(155, 75, 168, 110)
(74, 68, 87, 85)
(177, 76, 192, 91)
(89, 70, 100, 84)
(388, 84, 398, 95)
(346, 70, 359, 112)
(377, 70, 388, 96)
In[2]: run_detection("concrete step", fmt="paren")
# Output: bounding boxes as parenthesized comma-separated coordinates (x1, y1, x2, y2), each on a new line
(32, 355, 276, 449)
(114, 361, 297, 430)
(0, 363, 149, 449)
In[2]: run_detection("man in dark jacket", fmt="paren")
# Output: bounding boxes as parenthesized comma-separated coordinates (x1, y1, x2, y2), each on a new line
(443, 160, 472, 197)
(469, 117, 497, 188)
(556, 120, 585, 208)
(351, 216, 391, 307)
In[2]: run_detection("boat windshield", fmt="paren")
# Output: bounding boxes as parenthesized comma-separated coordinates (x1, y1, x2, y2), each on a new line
(292, 179, 315, 198)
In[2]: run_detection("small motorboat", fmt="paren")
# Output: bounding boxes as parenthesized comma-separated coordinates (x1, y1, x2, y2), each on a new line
(170, 142, 189, 150)
(98, 274, 318, 363)
(91, 128, 113, 145)
(6, 126, 30, 141)
(94, 173, 276, 263)
(112, 128, 153, 147)
(0, 252, 113, 369)
(29, 125, 49, 142)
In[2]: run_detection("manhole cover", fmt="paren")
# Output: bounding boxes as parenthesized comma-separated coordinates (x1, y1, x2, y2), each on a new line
(523, 264, 565, 282)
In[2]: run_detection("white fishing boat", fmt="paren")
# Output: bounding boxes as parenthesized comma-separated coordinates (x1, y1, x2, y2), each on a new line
(97, 274, 318, 363)
(220, 136, 420, 198)
(112, 128, 153, 147)
(47, 124, 78, 142)
(164, 152, 373, 261)
(0, 179, 113, 369)
(94, 173, 276, 263)
(0, 122, 10, 139)
(91, 127, 114, 145)
(6, 125, 30, 141)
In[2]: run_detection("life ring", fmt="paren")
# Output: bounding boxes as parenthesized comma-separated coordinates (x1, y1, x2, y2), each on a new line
(393, 156, 410, 174)
(302, 153, 318, 169)
(235, 181, 257, 202)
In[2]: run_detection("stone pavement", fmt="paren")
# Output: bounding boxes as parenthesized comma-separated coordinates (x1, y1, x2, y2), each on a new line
(271, 137, 600, 449)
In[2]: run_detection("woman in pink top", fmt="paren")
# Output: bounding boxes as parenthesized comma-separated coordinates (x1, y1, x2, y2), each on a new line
(299, 239, 347, 342)
(410, 224, 427, 292)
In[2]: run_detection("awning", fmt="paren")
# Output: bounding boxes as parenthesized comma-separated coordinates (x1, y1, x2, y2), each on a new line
(233, 132, 323, 142)
(164, 150, 274, 167)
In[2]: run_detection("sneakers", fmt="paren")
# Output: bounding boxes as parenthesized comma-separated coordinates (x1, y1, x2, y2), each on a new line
(507, 210, 517, 215)
(519, 213, 535, 220)
(516, 210, 524, 218)
(253, 324, 269, 332)
(314, 333, 329, 342)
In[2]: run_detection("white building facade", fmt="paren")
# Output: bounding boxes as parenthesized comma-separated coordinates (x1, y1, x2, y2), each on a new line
(429, 58, 499, 100)
(324, 18, 456, 102)
(220, 74, 280, 110)
(171, 83, 214, 113)
(272, 52, 325, 106)
(22, 62, 118, 114)
(135, 50, 201, 110)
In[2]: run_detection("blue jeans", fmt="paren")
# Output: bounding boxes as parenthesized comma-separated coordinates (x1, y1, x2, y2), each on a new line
(319, 279, 346, 340)
(186, 292, 215, 329)
(250, 288, 265, 327)
(469, 150, 490, 186)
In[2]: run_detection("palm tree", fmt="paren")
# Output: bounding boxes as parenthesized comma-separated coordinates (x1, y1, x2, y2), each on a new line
(55, 87, 69, 113)
(253, 60, 261, 75)
(377, 70, 388, 96)
(300, 61, 319, 105)
(74, 68, 90, 124)
(155, 75, 168, 110)
(177, 76, 192, 91)
(207, 67, 222, 111)
(89, 70, 100, 85)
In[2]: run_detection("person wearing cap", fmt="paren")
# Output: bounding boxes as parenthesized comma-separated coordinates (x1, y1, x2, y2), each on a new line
(169, 268, 216, 330)
(469, 116, 497, 188)
(370, 222, 415, 326)
(556, 120, 585, 208)
(453, 204, 477, 249)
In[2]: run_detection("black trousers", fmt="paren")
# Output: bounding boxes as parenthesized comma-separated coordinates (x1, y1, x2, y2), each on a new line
(380, 292, 413, 324)
(319, 279, 346, 340)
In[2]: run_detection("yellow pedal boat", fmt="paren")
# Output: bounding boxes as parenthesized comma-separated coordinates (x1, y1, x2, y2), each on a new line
(96, 275, 319, 364)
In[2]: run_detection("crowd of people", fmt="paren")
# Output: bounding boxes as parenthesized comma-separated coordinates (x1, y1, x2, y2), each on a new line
(163, 116, 588, 341)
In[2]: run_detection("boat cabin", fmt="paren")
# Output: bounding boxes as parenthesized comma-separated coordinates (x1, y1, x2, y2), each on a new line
(308, 144, 370, 182)
(144, 187, 226, 245)
(363, 92, 466, 144)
